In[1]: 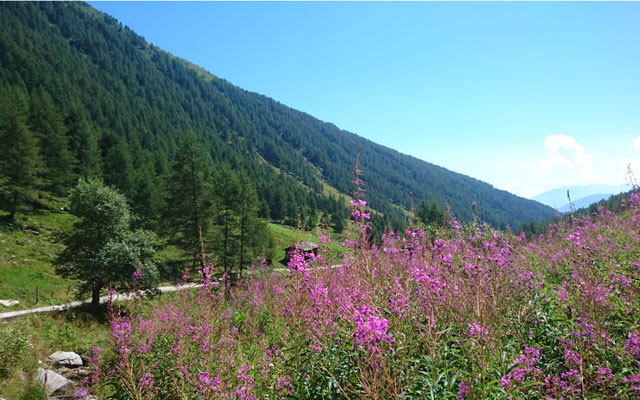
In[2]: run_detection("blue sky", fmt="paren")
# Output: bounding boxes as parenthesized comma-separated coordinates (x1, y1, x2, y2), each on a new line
(90, 2, 640, 199)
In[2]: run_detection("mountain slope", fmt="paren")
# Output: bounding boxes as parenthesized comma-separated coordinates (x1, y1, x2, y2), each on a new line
(0, 2, 555, 229)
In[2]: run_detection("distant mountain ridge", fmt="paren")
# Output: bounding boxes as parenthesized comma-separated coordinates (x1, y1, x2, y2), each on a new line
(558, 193, 614, 213)
(0, 2, 556, 229)
(532, 184, 629, 210)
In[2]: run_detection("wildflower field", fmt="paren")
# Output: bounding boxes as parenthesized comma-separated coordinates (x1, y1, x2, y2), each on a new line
(94, 193, 640, 399)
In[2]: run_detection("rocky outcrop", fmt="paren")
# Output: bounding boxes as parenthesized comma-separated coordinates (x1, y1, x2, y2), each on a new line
(34, 351, 97, 399)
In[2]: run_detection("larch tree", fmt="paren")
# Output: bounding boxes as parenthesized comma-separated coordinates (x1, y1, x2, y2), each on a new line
(163, 133, 215, 268)
(28, 89, 76, 194)
(0, 87, 40, 221)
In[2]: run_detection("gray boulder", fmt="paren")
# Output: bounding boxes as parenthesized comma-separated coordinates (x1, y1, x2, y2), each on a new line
(48, 351, 83, 367)
(36, 368, 75, 396)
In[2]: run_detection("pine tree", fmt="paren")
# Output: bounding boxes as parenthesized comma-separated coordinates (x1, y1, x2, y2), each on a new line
(0, 87, 40, 221)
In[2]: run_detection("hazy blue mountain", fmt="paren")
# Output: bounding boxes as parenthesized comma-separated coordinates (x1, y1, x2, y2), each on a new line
(558, 193, 615, 213)
(533, 184, 629, 209)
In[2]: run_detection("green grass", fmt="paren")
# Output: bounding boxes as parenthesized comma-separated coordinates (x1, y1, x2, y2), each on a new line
(267, 222, 345, 269)
(0, 307, 113, 399)
(0, 287, 203, 399)
(0, 196, 81, 310)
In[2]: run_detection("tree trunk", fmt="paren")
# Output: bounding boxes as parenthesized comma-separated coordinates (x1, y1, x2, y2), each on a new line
(8, 190, 18, 221)
(239, 207, 246, 277)
(223, 210, 229, 276)
(91, 284, 101, 314)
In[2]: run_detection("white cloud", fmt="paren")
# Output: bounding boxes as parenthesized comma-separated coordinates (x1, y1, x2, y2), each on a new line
(634, 136, 640, 150)
(503, 181, 540, 199)
(543, 134, 592, 168)
(540, 152, 572, 170)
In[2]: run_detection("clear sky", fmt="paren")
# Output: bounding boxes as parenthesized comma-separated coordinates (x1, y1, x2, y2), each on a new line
(89, 1, 640, 199)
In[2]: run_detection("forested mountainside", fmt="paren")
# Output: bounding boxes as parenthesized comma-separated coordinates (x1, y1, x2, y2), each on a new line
(0, 1, 555, 230)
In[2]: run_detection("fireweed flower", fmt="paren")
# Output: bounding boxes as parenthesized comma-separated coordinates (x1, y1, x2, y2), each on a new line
(466, 321, 489, 339)
(626, 333, 640, 359)
(353, 306, 395, 354)
(139, 371, 154, 390)
(458, 381, 469, 399)
(597, 367, 614, 385)
(501, 347, 543, 389)
(287, 252, 308, 274)
(98, 189, 640, 399)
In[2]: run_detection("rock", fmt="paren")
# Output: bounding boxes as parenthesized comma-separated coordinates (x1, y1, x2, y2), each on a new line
(26, 224, 39, 232)
(48, 351, 83, 368)
(36, 368, 75, 396)
(0, 299, 19, 307)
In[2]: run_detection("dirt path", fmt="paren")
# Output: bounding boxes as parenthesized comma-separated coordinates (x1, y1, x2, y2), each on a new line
(0, 283, 202, 321)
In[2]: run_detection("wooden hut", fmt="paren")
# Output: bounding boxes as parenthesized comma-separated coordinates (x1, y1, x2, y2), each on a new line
(283, 241, 319, 264)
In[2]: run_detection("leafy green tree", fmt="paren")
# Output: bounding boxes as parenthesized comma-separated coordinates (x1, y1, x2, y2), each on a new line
(55, 178, 158, 313)
(163, 133, 215, 266)
(0, 87, 40, 221)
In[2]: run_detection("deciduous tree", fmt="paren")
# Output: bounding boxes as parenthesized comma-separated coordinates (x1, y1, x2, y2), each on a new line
(55, 178, 158, 313)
